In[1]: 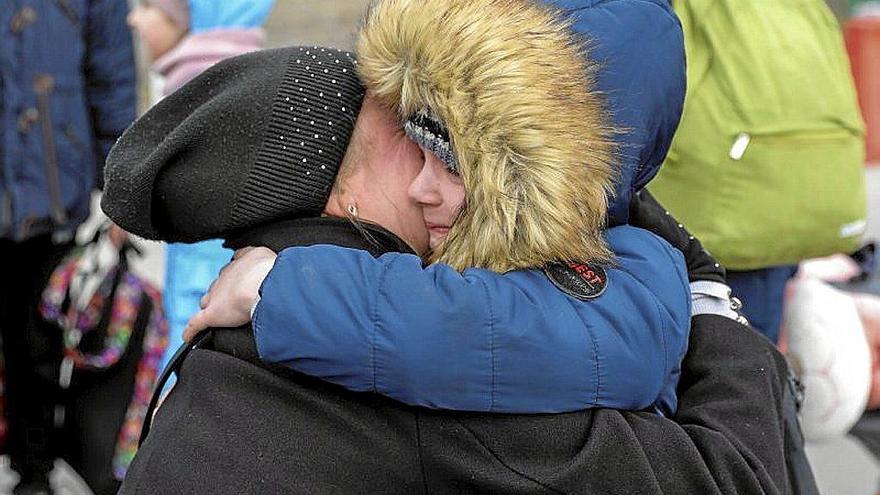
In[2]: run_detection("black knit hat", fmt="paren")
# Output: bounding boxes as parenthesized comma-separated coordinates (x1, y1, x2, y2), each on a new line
(101, 46, 365, 243)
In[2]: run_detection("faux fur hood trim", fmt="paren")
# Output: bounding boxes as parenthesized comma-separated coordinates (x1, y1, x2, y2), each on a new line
(357, 0, 615, 272)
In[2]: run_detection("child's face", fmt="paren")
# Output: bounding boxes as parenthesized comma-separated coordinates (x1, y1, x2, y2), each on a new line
(127, 5, 186, 63)
(407, 146, 466, 252)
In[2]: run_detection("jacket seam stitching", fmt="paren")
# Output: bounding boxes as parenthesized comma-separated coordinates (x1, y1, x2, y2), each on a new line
(654, 235, 692, 318)
(373, 258, 395, 393)
(475, 276, 496, 412)
(414, 412, 430, 493)
(615, 265, 669, 389)
(584, 313, 602, 407)
(654, 237, 691, 367)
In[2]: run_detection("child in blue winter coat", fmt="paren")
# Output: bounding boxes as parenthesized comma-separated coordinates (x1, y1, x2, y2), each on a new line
(187, 0, 703, 416)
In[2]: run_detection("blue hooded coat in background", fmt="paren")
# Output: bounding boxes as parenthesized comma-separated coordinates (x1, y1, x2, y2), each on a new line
(252, 0, 691, 414)
(0, 0, 136, 241)
(161, 0, 275, 372)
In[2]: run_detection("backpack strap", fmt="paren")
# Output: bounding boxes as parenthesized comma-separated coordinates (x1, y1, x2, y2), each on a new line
(139, 330, 213, 446)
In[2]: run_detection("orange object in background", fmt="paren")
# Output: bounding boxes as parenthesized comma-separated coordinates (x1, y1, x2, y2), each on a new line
(845, 17, 880, 165)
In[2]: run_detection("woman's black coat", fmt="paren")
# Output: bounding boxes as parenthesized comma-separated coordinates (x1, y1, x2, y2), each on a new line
(120, 217, 800, 494)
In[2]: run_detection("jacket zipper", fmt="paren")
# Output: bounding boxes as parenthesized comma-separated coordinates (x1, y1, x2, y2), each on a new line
(54, 0, 81, 29)
(728, 127, 858, 162)
(34, 74, 68, 226)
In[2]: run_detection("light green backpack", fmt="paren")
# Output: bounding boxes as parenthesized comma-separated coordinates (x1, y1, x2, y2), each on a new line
(649, 0, 867, 270)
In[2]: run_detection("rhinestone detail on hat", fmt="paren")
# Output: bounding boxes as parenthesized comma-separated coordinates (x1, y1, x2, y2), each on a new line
(229, 47, 365, 230)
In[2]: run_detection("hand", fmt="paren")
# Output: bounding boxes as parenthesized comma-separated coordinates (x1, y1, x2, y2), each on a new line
(108, 222, 128, 249)
(182, 247, 277, 342)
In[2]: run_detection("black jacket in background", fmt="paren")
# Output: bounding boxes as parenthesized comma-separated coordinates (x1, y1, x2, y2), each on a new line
(120, 218, 791, 494)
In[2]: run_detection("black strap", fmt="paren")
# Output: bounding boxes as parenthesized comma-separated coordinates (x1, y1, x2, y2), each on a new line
(139, 331, 212, 446)
(783, 369, 820, 495)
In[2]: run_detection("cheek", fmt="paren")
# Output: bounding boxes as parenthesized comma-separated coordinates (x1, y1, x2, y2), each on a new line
(391, 152, 426, 222)
(442, 182, 466, 222)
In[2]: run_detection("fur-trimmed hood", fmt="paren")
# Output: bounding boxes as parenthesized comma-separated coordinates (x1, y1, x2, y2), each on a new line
(357, 0, 616, 272)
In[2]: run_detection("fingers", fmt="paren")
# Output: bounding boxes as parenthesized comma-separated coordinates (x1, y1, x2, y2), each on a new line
(200, 291, 210, 309)
(186, 248, 273, 342)
(200, 277, 220, 309)
(183, 310, 209, 342)
(233, 247, 256, 260)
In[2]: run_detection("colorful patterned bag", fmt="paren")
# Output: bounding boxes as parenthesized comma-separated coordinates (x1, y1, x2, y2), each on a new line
(39, 226, 168, 480)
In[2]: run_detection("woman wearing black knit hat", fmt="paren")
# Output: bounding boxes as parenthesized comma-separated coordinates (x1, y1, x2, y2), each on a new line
(158, 2, 792, 495)
(104, 46, 438, 492)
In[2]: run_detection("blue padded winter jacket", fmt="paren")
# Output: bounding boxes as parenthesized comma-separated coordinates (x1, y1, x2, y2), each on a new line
(255, 225, 690, 415)
(254, 0, 689, 414)
(0, 0, 136, 240)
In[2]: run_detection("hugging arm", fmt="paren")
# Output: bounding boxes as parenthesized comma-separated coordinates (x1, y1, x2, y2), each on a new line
(254, 224, 691, 414)
(631, 189, 746, 322)
(253, 190, 740, 415)
(628, 189, 813, 494)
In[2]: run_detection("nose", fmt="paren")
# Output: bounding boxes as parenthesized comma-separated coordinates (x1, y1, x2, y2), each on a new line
(407, 160, 442, 207)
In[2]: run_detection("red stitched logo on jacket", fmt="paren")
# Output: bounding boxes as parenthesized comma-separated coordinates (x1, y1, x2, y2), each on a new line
(543, 262, 608, 301)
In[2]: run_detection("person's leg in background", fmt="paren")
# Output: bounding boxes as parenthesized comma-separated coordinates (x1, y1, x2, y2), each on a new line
(727, 265, 799, 344)
(0, 235, 72, 494)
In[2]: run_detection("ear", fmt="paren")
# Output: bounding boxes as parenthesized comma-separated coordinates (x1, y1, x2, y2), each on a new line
(322, 192, 348, 218)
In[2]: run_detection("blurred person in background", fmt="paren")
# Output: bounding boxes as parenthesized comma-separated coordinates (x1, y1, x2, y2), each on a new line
(128, 0, 275, 374)
(0, 1, 136, 494)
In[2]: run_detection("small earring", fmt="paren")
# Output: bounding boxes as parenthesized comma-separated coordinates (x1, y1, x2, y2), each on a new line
(347, 204, 358, 217)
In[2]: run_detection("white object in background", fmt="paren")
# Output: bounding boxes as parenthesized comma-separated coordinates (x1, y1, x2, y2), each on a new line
(798, 254, 862, 282)
(785, 278, 871, 441)
(69, 229, 120, 311)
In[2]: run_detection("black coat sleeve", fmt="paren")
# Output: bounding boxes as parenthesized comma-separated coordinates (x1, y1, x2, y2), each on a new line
(581, 315, 794, 494)
(629, 189, 726, 284)
(663, 314, 791, 493)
